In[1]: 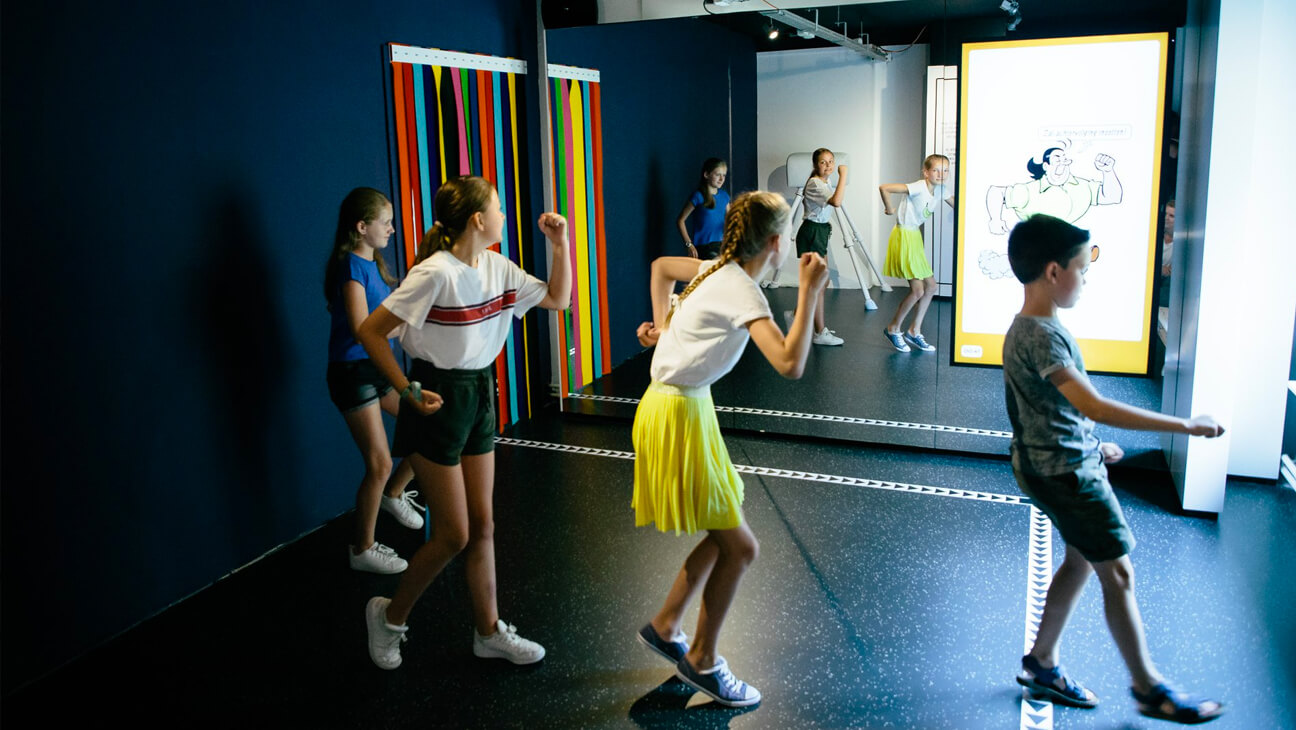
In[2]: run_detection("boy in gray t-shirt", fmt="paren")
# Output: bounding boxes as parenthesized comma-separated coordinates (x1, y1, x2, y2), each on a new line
(1004, 214, 1226, 724)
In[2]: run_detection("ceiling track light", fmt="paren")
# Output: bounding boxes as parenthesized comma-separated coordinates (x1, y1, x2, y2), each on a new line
(758, 9, 889, 61)
(767, 21, 779, 40)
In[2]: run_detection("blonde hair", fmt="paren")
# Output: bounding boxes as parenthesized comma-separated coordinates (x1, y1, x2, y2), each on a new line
(923, 153, 950, 170)
(666, 190, 790, 326)
(416, 176, 495, 264)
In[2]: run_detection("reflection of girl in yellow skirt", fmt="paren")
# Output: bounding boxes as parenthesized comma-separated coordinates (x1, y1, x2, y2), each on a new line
(629, 191, 829, 707)
(878, 154, 954, 353)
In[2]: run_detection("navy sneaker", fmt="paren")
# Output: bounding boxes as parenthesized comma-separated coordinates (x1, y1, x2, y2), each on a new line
(637, 623, 689, 664)
(675, 656, 761, 707)
(883, 328, 911, 352)
(902, 331, 935, 352)
(1017, 655, 1098, 708)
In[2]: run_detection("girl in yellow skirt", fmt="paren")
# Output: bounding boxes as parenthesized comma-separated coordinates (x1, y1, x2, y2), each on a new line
(878, 154, 955, 353)
(631, 191, 829, 707)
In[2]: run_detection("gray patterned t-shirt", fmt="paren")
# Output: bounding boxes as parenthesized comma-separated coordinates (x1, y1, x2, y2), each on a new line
(1003, 315, 1101, 476)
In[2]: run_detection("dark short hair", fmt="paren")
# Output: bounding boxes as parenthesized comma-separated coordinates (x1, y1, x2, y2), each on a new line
(1007, 214, 1090, 284)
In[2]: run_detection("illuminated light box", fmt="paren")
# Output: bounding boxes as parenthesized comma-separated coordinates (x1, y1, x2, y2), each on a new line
(954, 33, 1168, 374)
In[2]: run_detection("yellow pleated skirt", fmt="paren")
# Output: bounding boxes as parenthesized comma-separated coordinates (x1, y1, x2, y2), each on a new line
(883, 225, 934, 280)
(631, 381, 745, 534)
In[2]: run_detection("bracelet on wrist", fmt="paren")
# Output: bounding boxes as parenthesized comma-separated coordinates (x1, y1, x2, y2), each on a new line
(400, 381, 422, 402)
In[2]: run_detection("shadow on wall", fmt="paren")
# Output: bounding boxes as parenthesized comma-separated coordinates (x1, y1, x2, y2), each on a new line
(641, 156, 667, 273)
(188, 185, 300, 562)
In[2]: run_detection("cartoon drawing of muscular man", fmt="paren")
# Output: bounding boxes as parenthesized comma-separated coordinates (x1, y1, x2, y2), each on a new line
(979, 147, 1122, 278)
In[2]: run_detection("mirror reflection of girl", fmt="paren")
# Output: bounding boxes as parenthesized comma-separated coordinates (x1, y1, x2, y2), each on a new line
(795, 148, 847, 345)
(878, 154, 954, 353)
(355, 176, 571, 671)
(676, 158, 730, 259)
(324, 188, 423, 575)
(633, 191, 829, 707)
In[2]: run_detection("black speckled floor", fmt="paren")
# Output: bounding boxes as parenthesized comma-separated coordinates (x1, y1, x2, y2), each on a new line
(576, 287, 1164, 457)
(7, 416, 1291, 729)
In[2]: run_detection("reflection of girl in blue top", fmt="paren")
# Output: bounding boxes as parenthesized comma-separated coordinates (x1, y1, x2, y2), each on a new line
(676, 158, 730, 259)
(324, 187, 424, 575)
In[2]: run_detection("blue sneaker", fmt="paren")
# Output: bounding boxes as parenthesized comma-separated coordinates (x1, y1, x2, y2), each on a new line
(637, 623, 688, 664)
(903, 331, 935, 352)
(1017, 655, 1098, 708)
(883, 329, 911, 352)
(675, 656, 761, 707)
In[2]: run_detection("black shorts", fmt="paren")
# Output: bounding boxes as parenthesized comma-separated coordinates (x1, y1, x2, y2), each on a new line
(1013, 455, 1135, 563)
(326, 359, 393, 413)
(694, 241, 722, 260)
(796, 220, 831, 257)
(392, 360, 496, 466)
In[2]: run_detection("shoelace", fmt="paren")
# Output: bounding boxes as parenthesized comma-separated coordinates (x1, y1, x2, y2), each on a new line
(374, 543, 398, 557)
(395, 491, 427, 513)
(715, 664, 745, 696)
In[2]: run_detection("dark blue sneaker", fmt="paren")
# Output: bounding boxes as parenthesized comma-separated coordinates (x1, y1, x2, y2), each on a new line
(1017, 655, 1098, 708)
(902, 331, 935, 352)
(883, 328, 911, 352)
(675, 655, 761, 707)
(637, 623, 688, 664)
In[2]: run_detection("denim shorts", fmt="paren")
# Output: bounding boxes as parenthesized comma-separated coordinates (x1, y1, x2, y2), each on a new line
(326, 358, 393, 413)
(1013, 454, 1135, 563)
(392, 360, 496, 466)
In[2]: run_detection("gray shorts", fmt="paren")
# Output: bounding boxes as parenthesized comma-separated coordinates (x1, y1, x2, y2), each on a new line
(1013, 455, 1135, 563)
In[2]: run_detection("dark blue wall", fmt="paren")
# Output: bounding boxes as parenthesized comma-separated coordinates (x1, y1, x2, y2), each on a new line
(0, 0, 539, 691)
(547, 18, 758, 367)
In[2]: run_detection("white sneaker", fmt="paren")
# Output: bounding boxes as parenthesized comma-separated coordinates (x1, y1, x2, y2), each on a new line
(381, 490, 426, 530)
(365, 596, 408, 670)
(473, 619, 546, 664)
(349, 542, 408, 574)
(812, 327, 844, 346)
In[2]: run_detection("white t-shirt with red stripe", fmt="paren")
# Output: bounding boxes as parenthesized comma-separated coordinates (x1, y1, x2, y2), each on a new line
(384, 249, 548, 370)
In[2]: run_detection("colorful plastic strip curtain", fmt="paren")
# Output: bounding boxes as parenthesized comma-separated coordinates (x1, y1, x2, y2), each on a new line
(547, 64, 609, 395)
(389, 45, 537, 429)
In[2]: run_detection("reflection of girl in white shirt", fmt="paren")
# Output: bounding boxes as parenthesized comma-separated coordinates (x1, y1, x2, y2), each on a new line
(793, 147, 849, 345)
(878, 154, 954, 353)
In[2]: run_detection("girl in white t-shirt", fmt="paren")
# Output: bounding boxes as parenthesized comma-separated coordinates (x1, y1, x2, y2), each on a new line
(632, 191, 829, 707)
(878, 154, 954, 353)
(354, 176, 571, 671)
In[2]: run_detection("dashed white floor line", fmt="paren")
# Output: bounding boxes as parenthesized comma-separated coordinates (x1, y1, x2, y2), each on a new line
(494, 437, 1029, 505)
(495, 435, 1047, 726)
(1020, 506, 1056, 730)
(565, 393, 1014, 439)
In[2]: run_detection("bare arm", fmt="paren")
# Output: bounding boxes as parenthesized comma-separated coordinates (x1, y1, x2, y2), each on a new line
(342, 280, 370, 338)
(535, 212, 572, 310)
(1051, 367, 1223, 436)
(827, 164, 849, 207)
(747, 253, 829, 378)
(676, 202, 698, 256)
(878, 182, 908, 214)
(649, 256, 704, 328)
(357, 306, 442, 414)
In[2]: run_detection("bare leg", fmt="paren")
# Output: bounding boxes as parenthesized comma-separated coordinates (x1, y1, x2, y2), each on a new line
(906, 276, 938, 336)
(814, 287, 827, 332)
(651, 536, 721, 640)
(384, 454, 469, 626)
(1093, 555, 1164, 693)
(341, 402, 394, 551)
(1028, 544, 1094, 666)
(886, 279, 925, 334)
(685, 521, 759, 670)
(460, 452, 502, 635)
(377, 390, 416, 499)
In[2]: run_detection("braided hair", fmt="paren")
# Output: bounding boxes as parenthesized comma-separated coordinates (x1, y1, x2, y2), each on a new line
(416, 176, 495, 264)
(666, 190, 790, 326)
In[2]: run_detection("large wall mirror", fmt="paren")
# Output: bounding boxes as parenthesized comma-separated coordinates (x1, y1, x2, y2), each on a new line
(541, 0, 1184, 459)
